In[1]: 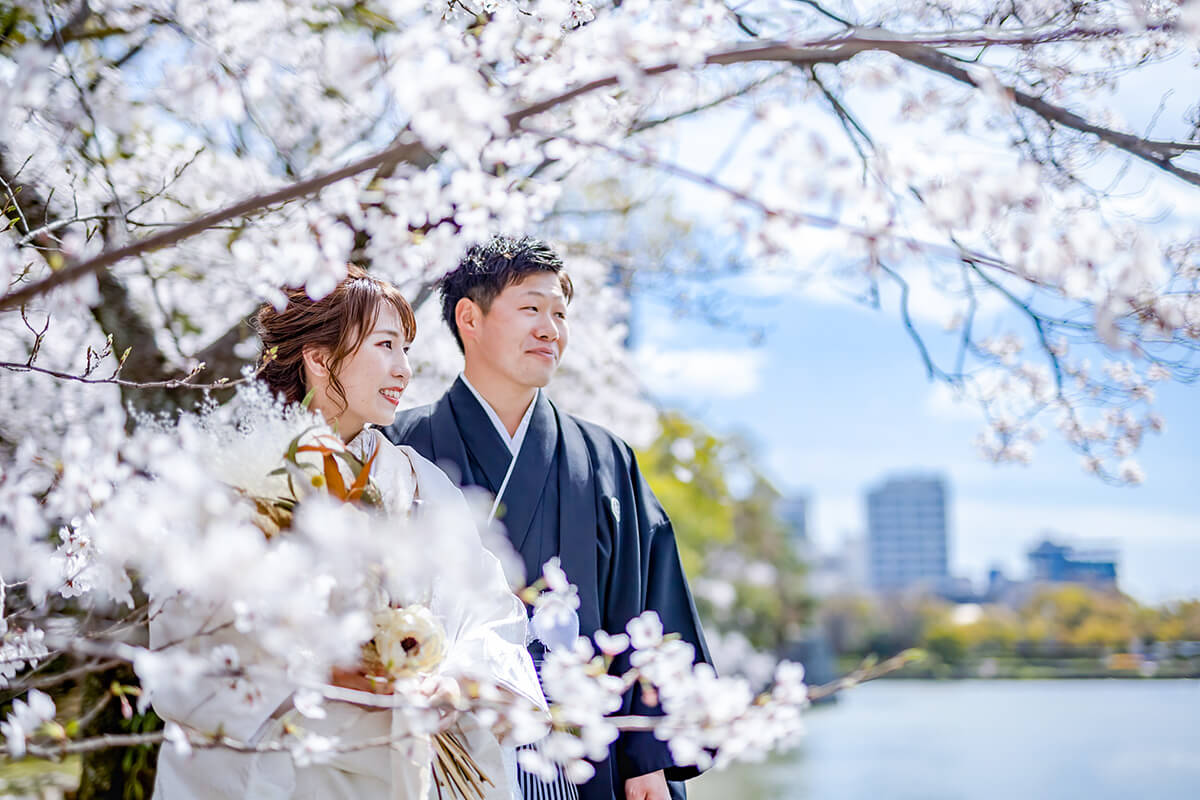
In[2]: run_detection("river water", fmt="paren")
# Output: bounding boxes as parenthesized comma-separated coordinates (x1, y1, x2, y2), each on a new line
(689, 680, 1200, 800)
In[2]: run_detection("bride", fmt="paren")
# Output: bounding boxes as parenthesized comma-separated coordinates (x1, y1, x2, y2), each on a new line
(149, 266, 547, 799)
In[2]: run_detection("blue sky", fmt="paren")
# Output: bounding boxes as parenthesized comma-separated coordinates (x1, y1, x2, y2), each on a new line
(632, 285, 1200, 604)
(602, 50, 1200, 605)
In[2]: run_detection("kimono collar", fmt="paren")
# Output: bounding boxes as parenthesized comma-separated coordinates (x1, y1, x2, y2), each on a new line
(459, 373, 538, 457)
(446, 378, 512, 492)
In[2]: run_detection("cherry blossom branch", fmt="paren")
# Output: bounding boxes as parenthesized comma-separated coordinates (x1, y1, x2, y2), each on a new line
(575, 649, 923, 732)
(3, 28, 1195, 311)
(523, 125, 1013, 271)
(816, 20, 1185, 49)
(0, 135, 431, 311)
(630, 69, 788, 134)
(15, 659, 124, 692)
(875, 262, 950, 383)
(806, 649, 924, 702)
(15, 651, 918, 760)
(0, 172, 34, 238)
(0, 357, 262, 390)
(890, 45, 1200, 182)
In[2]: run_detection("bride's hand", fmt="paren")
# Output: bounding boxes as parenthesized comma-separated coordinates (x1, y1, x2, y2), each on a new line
(419, 675, 463, 727)
(331, 665, 392, 695)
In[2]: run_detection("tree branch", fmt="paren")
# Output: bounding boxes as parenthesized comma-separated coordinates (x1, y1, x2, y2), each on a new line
(890, 44, 1200, 183)
(4, 24, 1194, 310)
(524, 125, 1013, 272)
(0, 135, 433, 311)
(0, 357, 261, 391)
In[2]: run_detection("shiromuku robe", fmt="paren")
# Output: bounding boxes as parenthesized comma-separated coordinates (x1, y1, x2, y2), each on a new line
(149, 431, 546, 799)
(384, 378, 712, 800)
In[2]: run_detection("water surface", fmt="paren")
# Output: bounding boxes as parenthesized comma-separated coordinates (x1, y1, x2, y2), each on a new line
(690, 680, 1200, 800)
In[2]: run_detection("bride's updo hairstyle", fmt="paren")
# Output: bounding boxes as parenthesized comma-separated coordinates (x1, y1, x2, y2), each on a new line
(254, 265, 416, 410)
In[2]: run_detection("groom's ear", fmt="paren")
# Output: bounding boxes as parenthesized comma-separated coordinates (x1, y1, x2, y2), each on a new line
(455, 297, 483, 346)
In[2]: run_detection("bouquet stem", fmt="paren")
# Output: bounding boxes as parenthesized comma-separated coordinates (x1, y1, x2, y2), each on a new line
(431, 727, 494, 800)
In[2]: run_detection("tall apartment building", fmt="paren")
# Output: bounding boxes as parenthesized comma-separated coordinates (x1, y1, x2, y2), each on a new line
(866, 475, 949, 592)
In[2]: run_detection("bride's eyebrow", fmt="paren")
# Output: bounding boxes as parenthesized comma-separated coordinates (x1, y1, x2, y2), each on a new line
(375, 328, 403, 338)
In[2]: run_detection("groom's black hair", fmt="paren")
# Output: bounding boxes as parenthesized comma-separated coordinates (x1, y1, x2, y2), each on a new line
(440, 235, 574, 352)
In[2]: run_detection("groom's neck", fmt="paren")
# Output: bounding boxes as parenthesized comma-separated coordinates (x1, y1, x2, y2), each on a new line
(462, 364, 537, 437)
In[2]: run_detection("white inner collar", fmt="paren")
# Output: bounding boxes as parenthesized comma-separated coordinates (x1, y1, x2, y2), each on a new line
(460, 374, 538, 458)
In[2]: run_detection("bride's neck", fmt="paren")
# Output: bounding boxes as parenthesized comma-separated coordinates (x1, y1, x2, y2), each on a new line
(307, 393, 364, 442)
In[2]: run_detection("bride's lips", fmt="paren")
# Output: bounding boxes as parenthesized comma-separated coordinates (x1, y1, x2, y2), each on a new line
(379, 386, 405, 405)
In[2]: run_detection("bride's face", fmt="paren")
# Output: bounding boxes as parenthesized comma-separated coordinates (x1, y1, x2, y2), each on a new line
(308, 304, 412, 438)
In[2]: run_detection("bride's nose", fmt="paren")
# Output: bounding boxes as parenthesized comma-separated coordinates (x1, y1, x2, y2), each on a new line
(393, 351, 413, 383)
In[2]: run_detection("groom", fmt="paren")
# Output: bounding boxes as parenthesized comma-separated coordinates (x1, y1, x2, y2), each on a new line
(384, 236, 711, 800)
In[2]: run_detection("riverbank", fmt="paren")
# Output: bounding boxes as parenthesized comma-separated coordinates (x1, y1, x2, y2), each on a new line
(838, 654, 1200, 680)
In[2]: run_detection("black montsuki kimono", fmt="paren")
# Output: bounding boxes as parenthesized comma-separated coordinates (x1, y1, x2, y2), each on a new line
(384, 378, 711, 800)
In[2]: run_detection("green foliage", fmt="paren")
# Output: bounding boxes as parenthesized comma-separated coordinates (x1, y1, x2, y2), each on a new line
(637, 413, 811, 651)
(0, 4, 32, 50)
(637, 414, 735, 577)
(826, 584, 1200, 670)
(922, 622, 968, 666)
(77, 665, 160, 800)
(1021, 585, 1138, 650)
(1153, 600, 1200, 642)
(118, 708, 161, 800)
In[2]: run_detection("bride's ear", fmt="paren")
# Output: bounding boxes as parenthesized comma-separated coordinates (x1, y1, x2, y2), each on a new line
(301, 345, 331, 380)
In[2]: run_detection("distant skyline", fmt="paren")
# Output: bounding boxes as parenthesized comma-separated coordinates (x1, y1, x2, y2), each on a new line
(631, 285, 1200, 605)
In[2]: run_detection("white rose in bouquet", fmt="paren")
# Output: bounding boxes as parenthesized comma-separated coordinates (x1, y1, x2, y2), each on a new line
(366, 605, 447, 680)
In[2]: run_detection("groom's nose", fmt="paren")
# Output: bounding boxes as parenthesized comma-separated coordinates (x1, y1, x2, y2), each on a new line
(533, 314, 559, 341)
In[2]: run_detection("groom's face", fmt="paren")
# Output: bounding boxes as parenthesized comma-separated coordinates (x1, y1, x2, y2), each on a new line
(468, 271, 569, 391)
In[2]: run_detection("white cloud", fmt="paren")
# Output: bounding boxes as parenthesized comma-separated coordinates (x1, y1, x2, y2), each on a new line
(926, 383, 983, 423)
(634, 346, 766, 399)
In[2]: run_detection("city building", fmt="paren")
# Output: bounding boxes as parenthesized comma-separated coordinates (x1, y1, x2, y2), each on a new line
(1027, 537, 1119, 589)
(865, 474, 949, 592)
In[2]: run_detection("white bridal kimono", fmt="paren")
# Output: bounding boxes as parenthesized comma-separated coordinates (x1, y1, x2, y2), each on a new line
(150, 428, 547, 799)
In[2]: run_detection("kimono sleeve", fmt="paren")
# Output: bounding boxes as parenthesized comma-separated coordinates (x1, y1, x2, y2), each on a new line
(606, 444, 712, 782)
(148, 594, 295, 744)
(405, 447, 547, 721)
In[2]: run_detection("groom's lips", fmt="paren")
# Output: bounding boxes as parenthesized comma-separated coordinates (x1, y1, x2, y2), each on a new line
(528, 347, 557, 362)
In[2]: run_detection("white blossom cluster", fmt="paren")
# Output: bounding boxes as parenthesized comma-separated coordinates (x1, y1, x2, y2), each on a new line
(0, 625, 48, 690)
(2, 414, 811, 771)
(516, 561, 808, 782)
(1, 688, 56, 758)
(530, 608, 809, 779)
(1, 0, 1197, 474)
(1, 0, 1199, 773)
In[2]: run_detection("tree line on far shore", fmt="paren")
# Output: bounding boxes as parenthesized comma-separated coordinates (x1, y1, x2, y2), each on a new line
(820, 586, 1200, 676)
